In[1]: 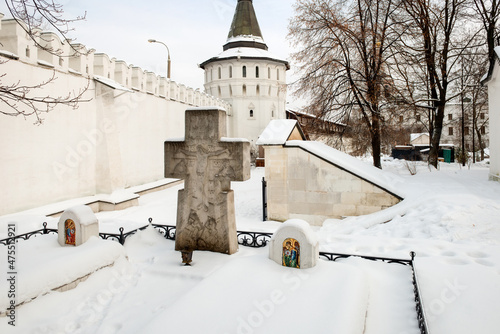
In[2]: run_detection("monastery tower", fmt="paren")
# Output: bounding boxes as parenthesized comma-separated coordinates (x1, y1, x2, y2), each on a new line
(200, 0, 289, 148)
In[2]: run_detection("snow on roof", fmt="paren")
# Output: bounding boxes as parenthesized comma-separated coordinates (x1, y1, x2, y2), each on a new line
(200, 47, 289, 69)
(256, 119, 300, 145)
(226, 35, 265, 45)
(94, 75, 134, 92)
(410, 133, 428, 142)
(61, 205, 98, 226)
(272, 219, 318, 245)
(186, 106, 226, 112)
(285, 141, 405, 199)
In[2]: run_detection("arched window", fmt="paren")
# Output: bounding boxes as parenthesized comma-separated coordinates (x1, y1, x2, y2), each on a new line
(218, 67, 221, 79)
(243, 84, 247, 96)
(256, 66, 259, 78)
(256, 85, 260, 96)
(277, 68, 280, 80)
(229, 66, 233, 78)
(242, 66, 247, 78)
(26, 46, 30, 58)
(268, 67, 271, 79)
(249, 110, 254, 118)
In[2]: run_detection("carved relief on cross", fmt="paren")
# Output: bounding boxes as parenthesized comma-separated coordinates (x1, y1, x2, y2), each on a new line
(165, 108, 250, 256)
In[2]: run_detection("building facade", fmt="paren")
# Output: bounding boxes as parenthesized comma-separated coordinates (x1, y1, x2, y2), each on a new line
(200, 0, 289, 149)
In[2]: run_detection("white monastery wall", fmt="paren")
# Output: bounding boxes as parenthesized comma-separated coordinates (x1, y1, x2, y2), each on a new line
(264, 146, 402, 226)
(0, 17, 230, 215)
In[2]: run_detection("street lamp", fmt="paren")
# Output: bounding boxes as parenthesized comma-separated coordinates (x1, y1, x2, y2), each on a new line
(148, 39, 171, 79)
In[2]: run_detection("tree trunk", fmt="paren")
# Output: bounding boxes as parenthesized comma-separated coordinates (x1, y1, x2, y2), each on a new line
(428, 104, 445, 168)
(371, 112, 382, 169)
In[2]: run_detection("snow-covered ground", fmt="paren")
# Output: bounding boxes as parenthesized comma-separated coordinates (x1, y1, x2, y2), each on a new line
(1, 159, 500, 333)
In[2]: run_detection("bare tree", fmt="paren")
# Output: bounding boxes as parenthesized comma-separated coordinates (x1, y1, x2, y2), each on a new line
(0, 0, 89, 124)
(397, 0, 481, 168)
(473, 0, 500, 79)
(289, 0, 404, 168)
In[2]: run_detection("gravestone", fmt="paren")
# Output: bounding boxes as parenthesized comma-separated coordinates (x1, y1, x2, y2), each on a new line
(57, 205, 99, 246)
(269, 219, 319, 269)
(165, 108, 251, 256)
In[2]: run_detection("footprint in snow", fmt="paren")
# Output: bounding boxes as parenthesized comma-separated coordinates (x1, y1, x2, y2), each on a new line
(466, 251, 489, 259)
(443, 257, 470, 265)
(474, 259, 495, 267)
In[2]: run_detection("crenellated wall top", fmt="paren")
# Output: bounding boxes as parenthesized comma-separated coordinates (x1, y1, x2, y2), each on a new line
(0, 15, 231, 110)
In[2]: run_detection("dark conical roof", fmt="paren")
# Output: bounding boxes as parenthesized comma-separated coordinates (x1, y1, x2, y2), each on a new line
(224, 0, 268, 51)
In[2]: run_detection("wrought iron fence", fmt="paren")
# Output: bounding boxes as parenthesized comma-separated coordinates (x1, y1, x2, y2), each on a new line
(0, 222, 57, 245)
(319, 250, 429, 334)
(0, 219, 428, 333)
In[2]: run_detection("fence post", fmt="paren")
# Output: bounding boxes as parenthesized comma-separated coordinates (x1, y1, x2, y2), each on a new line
(262, 177, 267, 221)
(119, 227, 125, 245)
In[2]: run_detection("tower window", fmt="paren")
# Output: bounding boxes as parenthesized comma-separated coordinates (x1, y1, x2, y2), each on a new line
(243, 84, 247, 96)
(218, 67, 221, 79)
(229, 66, 233, 78)
(26, 46, 30, 57)
(243, 66, 247, 78)
(268, 67, 271, 79)
(256, 85, 260, 96)
(277, 68, 280, 80)
(449, 127, 454, 136)
(256, 66, 259, 78)
(250, 110, 254, 118)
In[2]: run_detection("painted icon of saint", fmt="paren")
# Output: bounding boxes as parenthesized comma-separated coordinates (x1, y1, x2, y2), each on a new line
(65, 219, 76, 245)
(282, 238, 300, 268)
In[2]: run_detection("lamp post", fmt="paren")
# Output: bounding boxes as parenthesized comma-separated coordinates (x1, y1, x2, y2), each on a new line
(148, 39, 171, 79)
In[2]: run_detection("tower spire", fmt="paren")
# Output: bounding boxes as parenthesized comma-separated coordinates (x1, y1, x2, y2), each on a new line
(224, 0, 268, 51)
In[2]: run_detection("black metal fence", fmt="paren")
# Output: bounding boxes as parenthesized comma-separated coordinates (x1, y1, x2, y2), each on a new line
(0, 219, 428, 333)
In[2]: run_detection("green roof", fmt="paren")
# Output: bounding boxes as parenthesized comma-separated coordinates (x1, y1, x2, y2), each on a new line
(227, 0, 263, 39)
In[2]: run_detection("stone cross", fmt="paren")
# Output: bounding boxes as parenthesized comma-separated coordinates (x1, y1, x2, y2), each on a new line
(165, 108, 250, 256)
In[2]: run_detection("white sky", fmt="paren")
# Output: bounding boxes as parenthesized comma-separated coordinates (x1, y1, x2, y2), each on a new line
(0, 0, 297, 93)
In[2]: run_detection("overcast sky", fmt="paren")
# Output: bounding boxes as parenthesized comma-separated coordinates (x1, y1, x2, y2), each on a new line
(1, 0, 297, 92)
